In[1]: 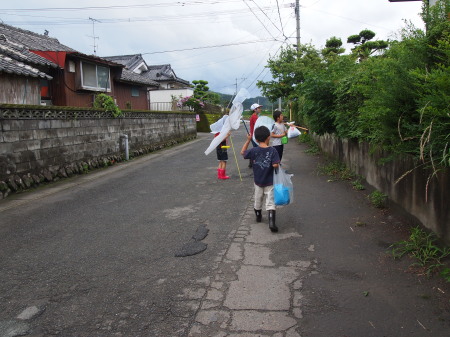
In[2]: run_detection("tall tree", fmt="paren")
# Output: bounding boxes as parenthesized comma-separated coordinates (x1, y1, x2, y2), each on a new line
(322, 36, 345, 56)
(347, 29, 388, 60)
(191, 80, 210, 101)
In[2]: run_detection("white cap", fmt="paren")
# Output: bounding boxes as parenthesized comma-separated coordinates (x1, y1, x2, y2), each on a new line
(250, 103, 263, 111)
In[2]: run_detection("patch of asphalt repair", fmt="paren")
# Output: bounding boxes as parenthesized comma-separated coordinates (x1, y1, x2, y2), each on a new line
(175, 224, 209, 257)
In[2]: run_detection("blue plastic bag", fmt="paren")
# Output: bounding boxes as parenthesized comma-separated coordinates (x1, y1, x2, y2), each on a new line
(274, 184, 290, 205)
(273, 166, 294, 206)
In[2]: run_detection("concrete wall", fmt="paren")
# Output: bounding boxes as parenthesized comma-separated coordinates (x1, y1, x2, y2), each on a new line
(0, 107, 197, 185)
(314, 133, 449, 243)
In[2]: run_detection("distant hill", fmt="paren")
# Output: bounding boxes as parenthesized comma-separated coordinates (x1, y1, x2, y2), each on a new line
(214, 92, 278, 111)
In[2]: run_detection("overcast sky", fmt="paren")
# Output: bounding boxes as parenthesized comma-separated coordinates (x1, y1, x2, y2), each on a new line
(1, 0, 425, 97)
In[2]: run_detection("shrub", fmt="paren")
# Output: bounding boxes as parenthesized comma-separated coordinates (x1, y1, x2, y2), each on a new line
(368, 190, 387, 208)
(93, 93, 122, 117)
(177, 96, 205, 112)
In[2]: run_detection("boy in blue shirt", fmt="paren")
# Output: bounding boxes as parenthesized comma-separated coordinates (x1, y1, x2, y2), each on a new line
(241, 126, 280, 232)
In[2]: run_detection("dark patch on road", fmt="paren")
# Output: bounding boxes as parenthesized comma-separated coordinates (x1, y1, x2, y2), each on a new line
(192, 224, 209, 241)
(175, 224, 209, 257)
(175, 241, 207, 257)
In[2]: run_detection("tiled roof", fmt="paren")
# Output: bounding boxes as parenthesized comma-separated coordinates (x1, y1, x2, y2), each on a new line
(0, 54, 52, 79)
(0, 23, 75, 52)
(104, 54, 190, 86)
(103, 54, 143, 69)
(145, 64, 190, 85)
(119, 69, 159, 87)
(69, 52, 125, 68)
(0, 23, 121, 67)
(0, 36, 58, 68)
(0, 33, 55, 79)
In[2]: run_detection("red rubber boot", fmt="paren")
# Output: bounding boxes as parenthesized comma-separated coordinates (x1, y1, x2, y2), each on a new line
(219, 169, 229, 179)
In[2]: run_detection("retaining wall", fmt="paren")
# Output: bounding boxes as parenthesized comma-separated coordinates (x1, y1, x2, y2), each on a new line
(0, 105, 197, 196)
(314, 133, 449, 243)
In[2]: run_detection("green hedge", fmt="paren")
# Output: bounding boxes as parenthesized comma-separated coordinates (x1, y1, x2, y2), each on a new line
(196, 112, 222, 132)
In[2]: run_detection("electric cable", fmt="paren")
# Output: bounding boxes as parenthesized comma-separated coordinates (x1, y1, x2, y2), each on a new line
(249, 0, 283, 36)
(241, 0, 277, 40)
(275, 0, 286, 38)
(0, 1, 245, 12)
(141, 38, 278, 55)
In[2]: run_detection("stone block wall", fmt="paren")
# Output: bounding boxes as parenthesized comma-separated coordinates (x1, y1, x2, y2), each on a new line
(0, 106, 197, 197)
(314, 133, 449, 243)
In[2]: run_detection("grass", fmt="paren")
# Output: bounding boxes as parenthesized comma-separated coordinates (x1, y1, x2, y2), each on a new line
(352, 177, 365, 190)
(298, 133, 321, 155)
(368, 190, 387, 208)
(318, 160, 355, 181)
(390, 226, 450, 279)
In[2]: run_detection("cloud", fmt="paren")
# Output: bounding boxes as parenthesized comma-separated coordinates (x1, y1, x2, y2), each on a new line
(1, 0, 425, 97)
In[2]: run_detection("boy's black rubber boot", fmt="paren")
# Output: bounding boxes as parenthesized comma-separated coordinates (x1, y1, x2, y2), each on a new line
(254, 209, 262, 222)
(268, 210, 278, 232)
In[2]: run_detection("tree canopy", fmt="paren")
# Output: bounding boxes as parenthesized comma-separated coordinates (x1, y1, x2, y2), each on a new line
(257, 0, 450, 170)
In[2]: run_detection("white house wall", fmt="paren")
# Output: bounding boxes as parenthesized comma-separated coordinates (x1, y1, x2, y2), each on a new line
(149, 88, 194, 103)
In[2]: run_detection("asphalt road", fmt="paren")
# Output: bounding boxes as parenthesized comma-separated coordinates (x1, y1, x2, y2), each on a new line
(0, 126, 449, 337)
(0, 129, 255, 336)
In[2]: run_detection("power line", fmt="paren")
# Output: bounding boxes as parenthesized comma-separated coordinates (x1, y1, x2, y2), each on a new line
(241, 0, 278, 40)
(248, 0, 284, 36)
(245, 41, 285, 90)
(275, 0, 286, 38)
(0, 1, 244, 12)
(141, 38, 279, 55)
(0, 4, 278, 27)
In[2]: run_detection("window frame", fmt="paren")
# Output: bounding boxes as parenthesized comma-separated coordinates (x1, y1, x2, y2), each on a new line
(80, 61, 111, 92)
(131, 86, 140, 97)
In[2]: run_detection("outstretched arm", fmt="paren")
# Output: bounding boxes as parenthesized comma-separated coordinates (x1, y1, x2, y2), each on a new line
(241, 134, 252, 155)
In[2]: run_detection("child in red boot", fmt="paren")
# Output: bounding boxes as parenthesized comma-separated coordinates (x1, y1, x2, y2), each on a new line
(215, 131, 231, 179)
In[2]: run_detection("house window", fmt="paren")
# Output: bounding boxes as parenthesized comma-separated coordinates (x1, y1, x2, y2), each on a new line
(131, 87, 139, 97)
(80, 61, 111, 91)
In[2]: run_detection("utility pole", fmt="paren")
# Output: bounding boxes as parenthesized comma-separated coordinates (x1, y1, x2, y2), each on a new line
(295, 0, 300, 52)
(88, 17, 100, 55)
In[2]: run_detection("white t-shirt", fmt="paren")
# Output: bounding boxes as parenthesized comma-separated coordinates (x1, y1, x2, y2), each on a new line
(271, 122, 286, 146)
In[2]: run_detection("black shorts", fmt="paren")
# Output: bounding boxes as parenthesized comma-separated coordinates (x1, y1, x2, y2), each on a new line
(216, 147, 228, 161)
(273, 145, 284, 161)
